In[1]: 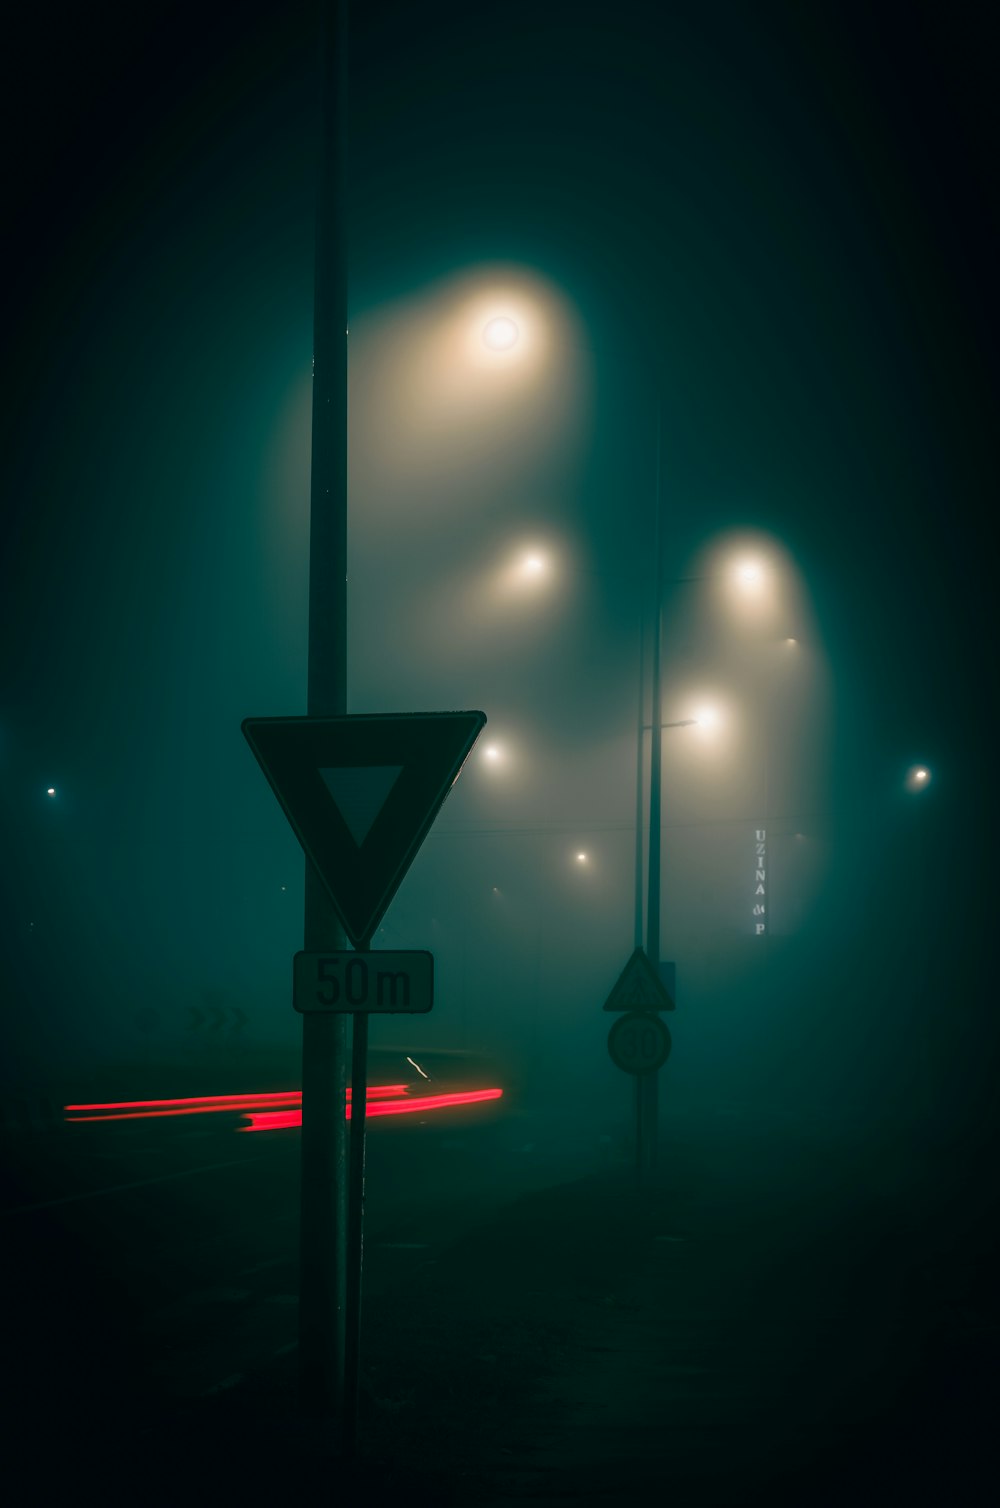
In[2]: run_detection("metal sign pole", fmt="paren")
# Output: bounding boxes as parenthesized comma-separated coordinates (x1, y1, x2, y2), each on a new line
(244, 712, 485, 1450)
(642, 397, 664, 1180)
(344, 934, 373, 1458)
(300, 0, 350, 1429)
(634, 1074, 643, 1179)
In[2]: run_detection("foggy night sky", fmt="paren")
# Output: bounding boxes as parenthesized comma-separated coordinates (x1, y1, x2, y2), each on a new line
(1, 3, 995, 1136)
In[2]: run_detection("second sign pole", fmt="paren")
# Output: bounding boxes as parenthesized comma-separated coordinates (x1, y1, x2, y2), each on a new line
(344, 934, 372, 1458)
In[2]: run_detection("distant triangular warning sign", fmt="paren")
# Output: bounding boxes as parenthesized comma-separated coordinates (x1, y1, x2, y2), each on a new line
(243, 712, 486, 947)
(603, 947, 675, 1012)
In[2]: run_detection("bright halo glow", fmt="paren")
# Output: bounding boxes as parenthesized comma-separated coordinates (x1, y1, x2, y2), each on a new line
(905, 765, 932, 792)
(693, 706, 720, 730)
(736, 560, 764, 588)
(46, 787, 56, 796)
(575, 852, 588, 863)
(482, 316, 519, 350)
(490, 544, 557, 600)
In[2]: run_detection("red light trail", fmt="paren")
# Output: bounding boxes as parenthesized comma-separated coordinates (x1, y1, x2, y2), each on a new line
(239, 1087, 504, 1132)
(63, 1086, 408, 1124)
(63, 1085, 503, 1129)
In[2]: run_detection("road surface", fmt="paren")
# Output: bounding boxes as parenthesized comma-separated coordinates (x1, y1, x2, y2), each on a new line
(2, 1094, 996, 1504)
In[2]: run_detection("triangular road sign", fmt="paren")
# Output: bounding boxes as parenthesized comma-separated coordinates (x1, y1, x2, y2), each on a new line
(243, 711, 486, 948)
(603, 947, 675, 1012)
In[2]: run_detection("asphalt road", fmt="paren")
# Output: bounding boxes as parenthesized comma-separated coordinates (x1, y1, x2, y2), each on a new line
(3, 1095, 997, 1505)
(0, 1088, 611, 1439)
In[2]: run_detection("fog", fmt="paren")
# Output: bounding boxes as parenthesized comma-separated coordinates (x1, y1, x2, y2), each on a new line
(1, 1, 993, 1167)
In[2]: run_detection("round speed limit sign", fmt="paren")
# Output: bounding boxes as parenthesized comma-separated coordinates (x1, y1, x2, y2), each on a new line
(607, 1010, 672, 1075)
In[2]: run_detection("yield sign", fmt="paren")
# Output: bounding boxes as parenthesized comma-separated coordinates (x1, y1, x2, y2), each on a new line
(243, 711, 486, 948)
(603, 947, 676, 1012)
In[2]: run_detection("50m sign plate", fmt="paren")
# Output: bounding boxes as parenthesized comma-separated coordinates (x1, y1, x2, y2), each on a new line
(293, 951, 433, 1014)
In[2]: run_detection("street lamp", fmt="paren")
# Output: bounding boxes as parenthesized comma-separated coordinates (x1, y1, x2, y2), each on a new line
(478, 299, 717, 1171)
(735, 559, 766, 589)
(481, 308, 665, 1116)
(482, 316, 519, 350)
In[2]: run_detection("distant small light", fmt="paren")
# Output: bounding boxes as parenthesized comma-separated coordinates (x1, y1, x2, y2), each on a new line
(785, 637, 798, 645)
(483, 316, 519, 350)
(46, 787, 56, 797)
(906, 765, 932, 792)
(576, 852, 588, 863)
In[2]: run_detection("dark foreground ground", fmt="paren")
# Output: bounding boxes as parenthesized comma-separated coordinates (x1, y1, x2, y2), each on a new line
(4, 1101, 998, 1506)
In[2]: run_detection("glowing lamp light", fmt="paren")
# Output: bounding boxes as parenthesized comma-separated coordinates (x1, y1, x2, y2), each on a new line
(576, 852, 588, 863)
(512, 551, 551, 590)
(736, 560, 763, 585)
(906, 765, 932, 792)
(693, 706, 720, 730)
(46, 787, 56, 797)
(483, 745, 500, 761)
(482, 316, 519, 350)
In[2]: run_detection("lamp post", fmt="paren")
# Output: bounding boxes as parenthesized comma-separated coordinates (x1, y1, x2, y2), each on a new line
(477, 312, 676, 1171)
(640, 398, 670, 1177)
(300, 0, 349, 1436)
